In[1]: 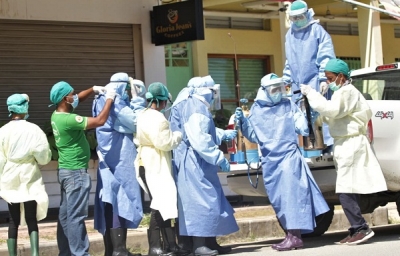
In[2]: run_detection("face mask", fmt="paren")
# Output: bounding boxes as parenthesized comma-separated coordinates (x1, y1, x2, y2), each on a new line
(67, 94, 79, 109)
(270, 93, 282, 103)
(329, 76, 341, 91)
(24, 113, 29, 120)
(294, 19, 308, 28)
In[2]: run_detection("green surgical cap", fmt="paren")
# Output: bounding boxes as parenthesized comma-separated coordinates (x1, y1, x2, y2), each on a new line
(145, 82, 169, 101)
(7, 94, 29, 114)
(325, 59, 350, 77)
(50, 81, 73, 105)
(290, 0, 308, 15)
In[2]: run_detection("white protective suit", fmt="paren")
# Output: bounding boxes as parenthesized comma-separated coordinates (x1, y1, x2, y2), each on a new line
(306, 84, 387, 194)
(134, 108, 182, 220)
(0, 120, 52, 224)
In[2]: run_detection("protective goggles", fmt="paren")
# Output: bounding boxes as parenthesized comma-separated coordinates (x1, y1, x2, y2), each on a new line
(289, 14, 306, 21)
(266, 83, 286, 96)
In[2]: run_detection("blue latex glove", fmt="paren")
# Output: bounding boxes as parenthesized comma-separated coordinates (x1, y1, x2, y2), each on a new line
(223, 130, 237, 141)
(310, 109, 320, 124)
(235, 107, 244, 123)
(303, 109, 320, 124)
(219, 158, 230, 172)
(312, 110, 320, 124)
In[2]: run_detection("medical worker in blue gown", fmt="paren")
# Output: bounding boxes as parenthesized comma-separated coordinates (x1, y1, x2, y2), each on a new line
(92, 72, 146, 256)
(235, 74, 329, 251)
(283, 0, 336, 149)
(169, 76, 239, 256)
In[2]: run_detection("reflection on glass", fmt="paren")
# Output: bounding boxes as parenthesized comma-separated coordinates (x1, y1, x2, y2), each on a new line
(165, 43, 189, 67)
(352, 70, 400, 100)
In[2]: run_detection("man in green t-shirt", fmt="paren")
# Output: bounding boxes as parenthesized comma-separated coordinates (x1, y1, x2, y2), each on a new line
(49, 81, 115, 256)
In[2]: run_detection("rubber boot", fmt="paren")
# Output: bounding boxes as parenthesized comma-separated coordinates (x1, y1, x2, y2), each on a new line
(7, 238, 17, 256)
(30, 231, 39, 256)
(271, 233, 289, 250)
(147, 229, 175, 256)
(110, 228, 141, 256)
(175, 222, 193, 254)
(162, 227, 191, 256)
(104, 229, 114, 256)
(205, 237, 231, 254)
(192, 237, 218, 256)
(274, 230, 303, 251)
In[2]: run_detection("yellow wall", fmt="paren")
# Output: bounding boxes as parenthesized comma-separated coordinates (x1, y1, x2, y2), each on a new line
(192, 20, 400, 77)
(193, 19, 284, 76)
(381, 24, 400, 63)
(331, 35, 360, 57)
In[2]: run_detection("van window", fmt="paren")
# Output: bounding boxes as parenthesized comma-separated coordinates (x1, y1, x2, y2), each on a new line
(351, 70, 400, 100)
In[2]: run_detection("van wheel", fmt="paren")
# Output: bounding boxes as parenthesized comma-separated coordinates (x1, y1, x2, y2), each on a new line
(277, 204, 334, 237)
(303, 204, 334, 237)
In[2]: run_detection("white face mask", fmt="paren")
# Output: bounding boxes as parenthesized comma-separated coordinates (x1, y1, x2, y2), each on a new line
(328, 76, 340, 91)
(67, 94, 79, 109)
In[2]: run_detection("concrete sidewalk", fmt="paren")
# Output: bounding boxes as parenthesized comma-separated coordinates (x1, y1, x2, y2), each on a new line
(0, 204, 395, 256)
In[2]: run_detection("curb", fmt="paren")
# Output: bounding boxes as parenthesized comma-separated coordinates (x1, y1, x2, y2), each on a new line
(0, 207, 389, 256)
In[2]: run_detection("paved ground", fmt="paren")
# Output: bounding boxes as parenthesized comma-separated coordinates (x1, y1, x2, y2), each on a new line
(0, 203, 398, 256)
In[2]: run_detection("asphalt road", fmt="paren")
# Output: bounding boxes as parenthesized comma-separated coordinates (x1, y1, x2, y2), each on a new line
(227, 224, 400, 256)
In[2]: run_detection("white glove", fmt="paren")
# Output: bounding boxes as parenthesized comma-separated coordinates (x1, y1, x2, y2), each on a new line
(93, 86, 107, 94)
(105, 89, 116, 101)
(300, 84, 312, 96)
(319, 82, 329, 95)
(129, 77, 146, 97)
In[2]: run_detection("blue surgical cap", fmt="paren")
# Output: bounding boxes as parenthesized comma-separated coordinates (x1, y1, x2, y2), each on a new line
(325, 59, 350, 78)
(7, 93, 29, 115)
(146, 82, 169, 101)
(290, 1, 308, 16)
(50, 81, 74, 105)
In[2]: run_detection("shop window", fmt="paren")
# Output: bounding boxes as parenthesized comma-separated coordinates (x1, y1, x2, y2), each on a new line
(165, 43, 191, 67)
(208, 55, 270, 114)
(337, 56, 361, 70)
(395, 25, 400, 38)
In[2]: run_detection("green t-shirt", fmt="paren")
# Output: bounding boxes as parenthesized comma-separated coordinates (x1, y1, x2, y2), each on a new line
(51, 111, 90, 170)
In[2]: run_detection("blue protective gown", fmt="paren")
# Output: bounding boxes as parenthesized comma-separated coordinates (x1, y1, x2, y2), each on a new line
(169, 95, 239, 237)
(92, 83, 144, 235)
(283, 15, 335, 146)
(283, 17, 335, 94)
(240, 97, 329, 233)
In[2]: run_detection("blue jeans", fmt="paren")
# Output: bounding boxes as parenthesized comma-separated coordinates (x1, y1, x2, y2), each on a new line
(57, 168, 91, 256)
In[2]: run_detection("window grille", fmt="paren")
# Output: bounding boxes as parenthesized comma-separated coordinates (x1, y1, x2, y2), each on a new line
(205, 16, 267, 30)
(321, 22, 359, 35)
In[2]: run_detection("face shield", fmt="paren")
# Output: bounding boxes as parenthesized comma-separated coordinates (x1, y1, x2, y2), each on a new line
(163, 93, 173, 112)
(256, 77, 286, 106)
(210, 84, 221, 110)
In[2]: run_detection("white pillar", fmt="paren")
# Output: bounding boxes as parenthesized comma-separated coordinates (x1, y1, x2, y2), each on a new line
(357, 0, 384, 68)
(279, 1, 292, 66)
